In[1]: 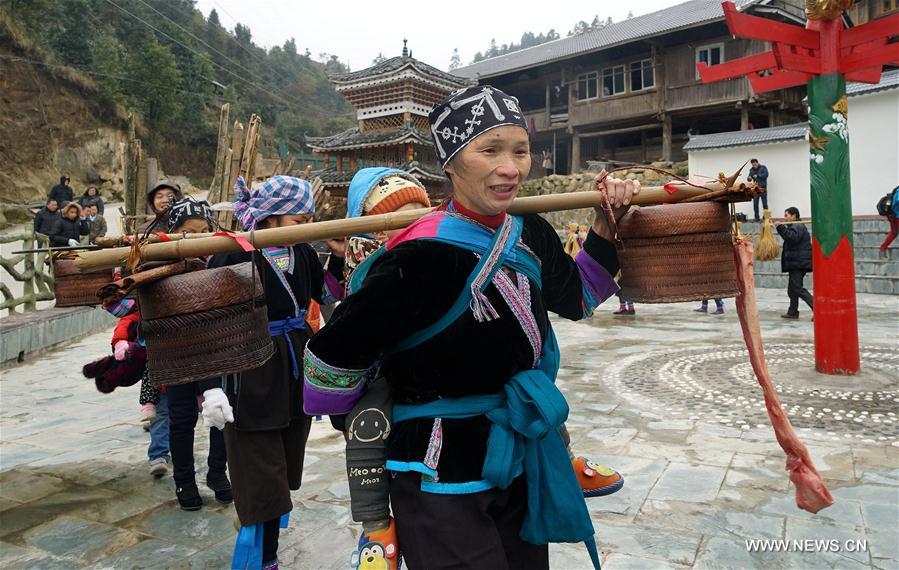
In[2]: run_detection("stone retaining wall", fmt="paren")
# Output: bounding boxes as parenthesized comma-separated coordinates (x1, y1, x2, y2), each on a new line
(0, 306, 115, 366)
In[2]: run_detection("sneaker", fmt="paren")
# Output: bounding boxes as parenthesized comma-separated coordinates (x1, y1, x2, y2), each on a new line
(573, 457, 624, 498)
(262, 560, 279, 570)
(176, 484, 203, 511)
(626, 305, 635, 315)
(206, 474, 234, 505)
(352, 517, 401, 570)
(694, 305, 708, 313)
(781, 313, 799, 320)
(713, 307, 725, 315)
(149, 458, 168, 478)
(612, 306, 629, 316)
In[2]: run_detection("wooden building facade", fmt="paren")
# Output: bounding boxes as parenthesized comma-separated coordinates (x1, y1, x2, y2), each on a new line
(454, 0, 813, 174)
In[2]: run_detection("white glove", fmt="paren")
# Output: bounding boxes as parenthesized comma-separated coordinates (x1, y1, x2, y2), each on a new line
(113, 340, 130, 361)
(67, 239, 79, 247)
(201, 388, 234, 430)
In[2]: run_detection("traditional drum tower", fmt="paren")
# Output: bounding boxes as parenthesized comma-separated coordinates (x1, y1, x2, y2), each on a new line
(306, 41, 474, 197)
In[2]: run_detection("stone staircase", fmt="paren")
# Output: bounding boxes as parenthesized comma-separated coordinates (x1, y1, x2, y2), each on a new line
(742, 216, 898, 294)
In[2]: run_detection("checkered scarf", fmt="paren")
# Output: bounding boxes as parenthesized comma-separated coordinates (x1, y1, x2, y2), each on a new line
(232, 175, 315, 231)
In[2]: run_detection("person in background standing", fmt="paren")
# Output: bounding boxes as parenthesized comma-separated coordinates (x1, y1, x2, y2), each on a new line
(48, 202, 88, 247)
(876, 185, 899, 257)
(79, 185, 105, 215)
(33, 198, 60, 236)
(747, 159, 769, 222)
(138, 181, 184, 233)
(542, 150, 553, 176)
(49, 175, 74, 207)
(86, 204, 107, 243)
(694, 299, 725, 315)
(613, 291, 635, 316)
(775, 207, 813, 320)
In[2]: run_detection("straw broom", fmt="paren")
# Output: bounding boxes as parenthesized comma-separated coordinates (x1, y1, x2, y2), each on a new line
(754, 209, 780, 261)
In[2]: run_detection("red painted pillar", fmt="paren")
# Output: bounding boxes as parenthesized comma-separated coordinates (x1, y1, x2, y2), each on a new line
(806, 20, 860, 374)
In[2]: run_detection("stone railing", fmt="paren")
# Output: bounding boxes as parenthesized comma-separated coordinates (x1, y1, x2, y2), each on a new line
(0, 230, 55, 313)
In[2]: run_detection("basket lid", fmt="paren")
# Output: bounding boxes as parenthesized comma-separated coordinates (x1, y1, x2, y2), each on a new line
(138, 262, 264, 320)
(618, 202, 731, 239)
(53, 258, 112, 278)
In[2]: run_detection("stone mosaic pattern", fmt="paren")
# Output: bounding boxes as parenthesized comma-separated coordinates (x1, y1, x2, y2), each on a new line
(605, 343, 899, 445)
(0, 288, 896, 569)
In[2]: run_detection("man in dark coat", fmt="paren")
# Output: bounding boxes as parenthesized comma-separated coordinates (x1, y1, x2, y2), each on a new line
(49, 175, 74, 207)
(48, 202, 89, 247)
(33, 199, 60, 235)
(776, 206, 813, 319)
(748, 159, 769, 221)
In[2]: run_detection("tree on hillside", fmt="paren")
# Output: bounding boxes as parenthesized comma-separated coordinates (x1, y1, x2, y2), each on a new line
(125, 42, 182, 132)
(568, 20, 590, 36)
(449, 48, 461, 71)
(487, 39, 499, 58)
(91, 32, 127, 106)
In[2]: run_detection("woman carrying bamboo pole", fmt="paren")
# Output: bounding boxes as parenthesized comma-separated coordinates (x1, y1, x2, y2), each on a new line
(303, 85, 637, 570)
(200, 176, 345, 570)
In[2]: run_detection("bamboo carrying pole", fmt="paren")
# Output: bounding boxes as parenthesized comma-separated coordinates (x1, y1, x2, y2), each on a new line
(76, 182, 743, 270)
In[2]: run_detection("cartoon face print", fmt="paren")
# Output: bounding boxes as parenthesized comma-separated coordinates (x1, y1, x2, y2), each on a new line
(357, 542, 389, 570)
(348, 408, 391, 443)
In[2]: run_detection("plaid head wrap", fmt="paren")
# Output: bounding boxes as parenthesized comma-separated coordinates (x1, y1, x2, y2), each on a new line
(232, 175, 315, 231)
(167, 196, 214, 232)
(428, 85, 528, 168)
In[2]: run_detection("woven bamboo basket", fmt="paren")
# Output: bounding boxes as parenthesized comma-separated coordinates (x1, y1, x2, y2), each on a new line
(138, 262, 274, 386)
(52, 258, 114, 307)
(617, 202, 738, 303)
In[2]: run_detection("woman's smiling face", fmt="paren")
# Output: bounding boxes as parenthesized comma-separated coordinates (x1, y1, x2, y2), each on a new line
(444, 125, 531, 216)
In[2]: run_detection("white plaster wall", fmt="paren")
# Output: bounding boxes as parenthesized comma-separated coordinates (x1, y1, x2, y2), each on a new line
(688, 88, 899, 217)
(688, 140, 810, 219)
(847, 89, 899, 214)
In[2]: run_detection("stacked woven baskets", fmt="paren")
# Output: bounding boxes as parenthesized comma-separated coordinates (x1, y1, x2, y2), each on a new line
(617, 202, 738, 303)
(138, 262, 273, 386)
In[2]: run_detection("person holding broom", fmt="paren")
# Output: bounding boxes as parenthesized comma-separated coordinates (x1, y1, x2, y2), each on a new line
(304, 85, 634, 570)
(775, 206, 813, 320)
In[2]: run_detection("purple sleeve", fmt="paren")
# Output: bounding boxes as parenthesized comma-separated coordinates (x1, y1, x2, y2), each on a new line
(323, 271, 346, 302)
(575, 248, 620, 316)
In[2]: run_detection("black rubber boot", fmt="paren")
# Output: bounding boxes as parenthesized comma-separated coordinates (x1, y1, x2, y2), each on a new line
(206, 474, 234, 505)
(176, 484, 203, 511)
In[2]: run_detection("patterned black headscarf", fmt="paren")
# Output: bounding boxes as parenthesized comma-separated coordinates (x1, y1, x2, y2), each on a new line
(428, 85, 528, 168)
(167, 196, 214, 232)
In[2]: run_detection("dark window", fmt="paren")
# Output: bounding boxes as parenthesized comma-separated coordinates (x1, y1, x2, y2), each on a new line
(630, 59, 654, 91)
(696, 43, 725, 78)
(577, 72, 598, 100)
(602, 65, 625, 96)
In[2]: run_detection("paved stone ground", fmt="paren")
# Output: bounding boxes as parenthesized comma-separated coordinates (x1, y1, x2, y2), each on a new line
(1, 288, 896, 569)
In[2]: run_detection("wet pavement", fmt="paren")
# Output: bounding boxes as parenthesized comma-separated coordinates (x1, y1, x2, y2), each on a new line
(0, 288, 897, 569)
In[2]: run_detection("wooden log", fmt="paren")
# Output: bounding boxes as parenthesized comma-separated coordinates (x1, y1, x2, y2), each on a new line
(136, 155, 149, 223)
(208, 103, 231, 200)
(75, 183, 741, 270)
(124, 138, 142, 234)
(145, 157, 158, 192)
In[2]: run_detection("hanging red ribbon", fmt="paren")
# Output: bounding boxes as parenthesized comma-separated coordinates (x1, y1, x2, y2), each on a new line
(213, 231, 255, 252)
